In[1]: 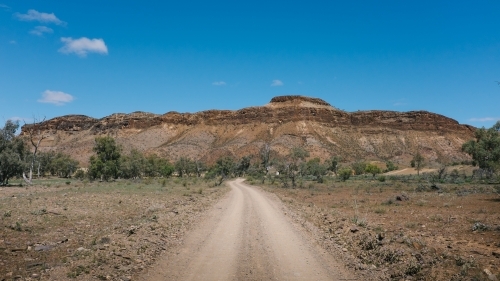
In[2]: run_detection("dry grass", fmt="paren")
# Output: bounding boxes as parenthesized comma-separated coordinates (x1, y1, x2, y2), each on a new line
(0, 177, 228, 280)
(260, 176, 500, 280)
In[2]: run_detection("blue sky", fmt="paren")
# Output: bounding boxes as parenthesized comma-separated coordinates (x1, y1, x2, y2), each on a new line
(1, 1, 499, 128)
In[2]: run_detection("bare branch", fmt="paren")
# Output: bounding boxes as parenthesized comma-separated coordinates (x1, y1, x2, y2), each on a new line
(22, 116, 48, 185)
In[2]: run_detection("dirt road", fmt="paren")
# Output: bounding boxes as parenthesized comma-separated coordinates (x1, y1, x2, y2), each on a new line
(140, 179, 354, 281)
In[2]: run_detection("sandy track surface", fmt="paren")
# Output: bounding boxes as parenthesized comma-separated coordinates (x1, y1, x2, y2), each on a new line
(384, 167, 437, 175)
(139, 179, 354, 281)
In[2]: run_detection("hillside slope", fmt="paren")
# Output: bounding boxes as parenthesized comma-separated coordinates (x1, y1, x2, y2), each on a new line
(21, 95, 475, 166)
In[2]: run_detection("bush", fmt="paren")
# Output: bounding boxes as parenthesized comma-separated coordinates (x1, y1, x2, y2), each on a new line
(365, 163, 382, 178)
(385, 161, 398, 172)
(74, 169, 86, 180)
(472, 222, 489, 231)
(377, 175, 386, 182)
(338, 168, 352, 181)
(351, 161, 367, 175)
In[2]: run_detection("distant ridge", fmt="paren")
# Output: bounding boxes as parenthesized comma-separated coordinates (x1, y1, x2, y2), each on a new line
(269, 95, 332, 107)
(22, 95, 474, 166)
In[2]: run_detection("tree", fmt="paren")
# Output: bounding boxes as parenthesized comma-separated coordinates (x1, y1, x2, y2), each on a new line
(144, 154, 167, 177)
(235, 155, 251, 177)
(385, 161, 398, 172)
(462, 121, 500, 178)
(365, 163, 382, 178)
(160, 162, 175, 178)
(207, 156, 235, 185)
(327, 156, 341, 175)
(273, 156, 291, 188)
(35, 151, 79, 178)
(51, 152, 79, 178)
(88, 136, 121, 181)
(0, 120, 28, 185)
(411, 151, 425, 176)
(259, 143, 272, 183)
(22, 117, 48, 185)
(119, 149, 145, 179)
(351, 161, 367, 176)
(37, 151, 56, 177)
(305, 158, 328, 183)
(288, 147, 309, 187)
(338, 167, 352, 181)
(175, 157, 192, 177)
(193, 159, 206, 177)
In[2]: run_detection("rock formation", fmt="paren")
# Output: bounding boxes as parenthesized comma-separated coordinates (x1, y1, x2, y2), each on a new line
(21, 95, 475, 166)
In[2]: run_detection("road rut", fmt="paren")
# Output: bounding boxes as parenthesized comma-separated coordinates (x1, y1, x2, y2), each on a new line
(140, 179, 354, 281)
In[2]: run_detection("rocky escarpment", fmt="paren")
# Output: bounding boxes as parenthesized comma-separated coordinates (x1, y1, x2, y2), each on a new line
(21, 95, 475, 166)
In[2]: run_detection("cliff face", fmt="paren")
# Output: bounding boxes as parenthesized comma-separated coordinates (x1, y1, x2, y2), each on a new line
(21, 95, 475, 166)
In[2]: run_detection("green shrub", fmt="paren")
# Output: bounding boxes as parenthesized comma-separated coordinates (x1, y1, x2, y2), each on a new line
(385, 161, 398, 172)
(74, 169, 86, 180)
(377, 175, 386, 182)
(351, 161, 367, 175)
(338, 168, 352, 181)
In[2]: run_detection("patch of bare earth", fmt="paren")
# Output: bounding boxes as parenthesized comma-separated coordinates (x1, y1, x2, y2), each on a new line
(0, 178, 228, 281)
(257, 178, 500, 280)
(140, 179, 357, 281)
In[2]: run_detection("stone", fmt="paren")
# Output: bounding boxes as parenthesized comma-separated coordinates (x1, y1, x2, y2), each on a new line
(396, 194, 409, 201)
(483, 269, 498, 281)
(34, 245, 53, 251)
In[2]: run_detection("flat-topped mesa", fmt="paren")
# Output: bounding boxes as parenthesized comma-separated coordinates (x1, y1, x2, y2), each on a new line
(270, 95, 331, 106)
(267, 95, 334, 109)
(18, 95, 476, 165)
(21, 115, 98, 133)
(21, 95, 474, 134)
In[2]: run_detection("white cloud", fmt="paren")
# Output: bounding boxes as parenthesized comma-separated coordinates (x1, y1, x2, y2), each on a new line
(392, 98, 407, 107)
(15, 9, 65, 25)
(38, 90, 74, 106)
(212, 81, 226, 86)
(30, 26, 53, 36)
(271, 79, 283, 87)
(393, 102, 407, 106)
(469, 117, 500, 122)
(8, 117, 24, 121)
(0, 4, 9, 9)
(59, 37, 108, 57)
(8, 40, 16, 44)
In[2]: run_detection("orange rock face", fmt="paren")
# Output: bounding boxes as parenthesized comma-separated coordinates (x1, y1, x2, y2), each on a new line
(21, 96, 475, 166)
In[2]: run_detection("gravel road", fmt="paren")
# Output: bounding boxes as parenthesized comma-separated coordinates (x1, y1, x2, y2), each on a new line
(140, 179, 354, 281)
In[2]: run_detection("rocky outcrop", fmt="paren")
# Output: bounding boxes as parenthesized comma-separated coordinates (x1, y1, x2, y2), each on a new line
(21, 95, 475, 165)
